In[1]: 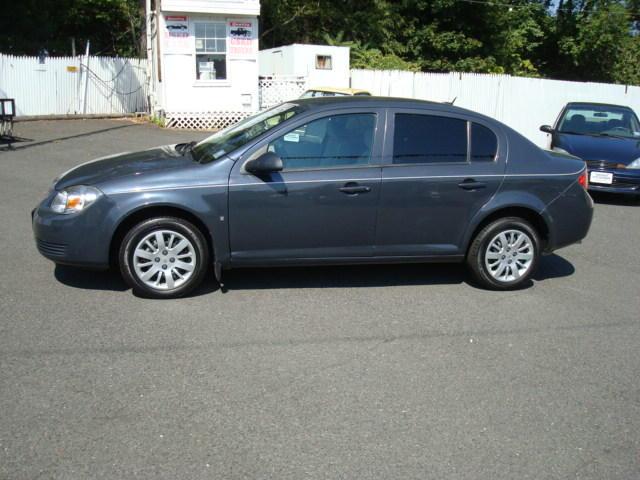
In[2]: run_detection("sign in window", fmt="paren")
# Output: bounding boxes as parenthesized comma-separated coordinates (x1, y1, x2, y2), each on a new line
(228, 21, 254, 57)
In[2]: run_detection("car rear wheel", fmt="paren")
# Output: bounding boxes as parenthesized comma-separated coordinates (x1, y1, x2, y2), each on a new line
(467, 217, 540, 290)
(119, 217, 209, 298)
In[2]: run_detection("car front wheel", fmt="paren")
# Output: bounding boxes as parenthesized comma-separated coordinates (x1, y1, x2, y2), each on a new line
(119, 217, 209, 298)
(467, 217, 540, 290)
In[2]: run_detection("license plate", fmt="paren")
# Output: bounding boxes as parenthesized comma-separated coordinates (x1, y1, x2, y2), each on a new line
(590, 171, 613, 185)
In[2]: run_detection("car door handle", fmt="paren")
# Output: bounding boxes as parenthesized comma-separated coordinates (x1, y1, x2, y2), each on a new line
(339, 183, 371, 195)
(458, 179, 487, 190)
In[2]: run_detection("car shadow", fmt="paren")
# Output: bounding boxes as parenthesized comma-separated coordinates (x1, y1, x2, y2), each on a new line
(54, 265, 129, 292)
(53, 253, 575, 295)
(223, 253, 575, 291)
(532, 253, 575, 281)
(590, 191, 640, 206)
(223, 262, 466, 290)
(53, 264, 221, 298)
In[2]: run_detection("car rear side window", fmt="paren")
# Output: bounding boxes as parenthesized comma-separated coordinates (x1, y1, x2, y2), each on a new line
(393, 114, 467, 164)
(471, 123, 497, 162)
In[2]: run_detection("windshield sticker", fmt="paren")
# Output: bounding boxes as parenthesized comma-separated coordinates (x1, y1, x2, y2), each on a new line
(284, 133, 300, 143)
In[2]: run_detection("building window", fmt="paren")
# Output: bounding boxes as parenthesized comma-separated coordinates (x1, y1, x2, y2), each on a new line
(315, 55, 332, 70)
(195, 22, 227, 80)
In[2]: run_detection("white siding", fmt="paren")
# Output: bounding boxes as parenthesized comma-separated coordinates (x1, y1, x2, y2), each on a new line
(157, 12, 259, 114)
(162, 0, 259, 15)
(259, 45, 350, 88)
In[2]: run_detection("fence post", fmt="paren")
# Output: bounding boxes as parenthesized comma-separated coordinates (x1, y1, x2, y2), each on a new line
(79, 41, 90, 114)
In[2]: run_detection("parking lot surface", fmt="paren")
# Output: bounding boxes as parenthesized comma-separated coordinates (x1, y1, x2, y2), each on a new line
(1, 119, 639, 479)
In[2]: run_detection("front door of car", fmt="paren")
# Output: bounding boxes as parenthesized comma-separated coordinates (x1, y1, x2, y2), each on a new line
(228, 109, 384, 264)
(375, 109, 506, 256)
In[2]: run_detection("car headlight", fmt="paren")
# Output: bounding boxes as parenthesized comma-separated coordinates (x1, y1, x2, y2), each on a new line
(552, 147, 570, 155)
(627, 158, 640, 169)
(50, 185, 102, 214)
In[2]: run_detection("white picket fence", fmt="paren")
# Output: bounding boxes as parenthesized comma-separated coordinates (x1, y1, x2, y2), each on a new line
(0, 54, 148, 117)
(351, 69, 640, 147)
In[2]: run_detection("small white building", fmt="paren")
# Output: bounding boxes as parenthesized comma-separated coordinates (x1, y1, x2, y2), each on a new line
(148, 0, 260, 128)
(147, 1, 353, 129)
(259, 44, 351, 89)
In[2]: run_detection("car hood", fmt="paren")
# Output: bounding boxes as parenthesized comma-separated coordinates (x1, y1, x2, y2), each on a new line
(556, 133, 640, 165)
(54, 145, 196, 189)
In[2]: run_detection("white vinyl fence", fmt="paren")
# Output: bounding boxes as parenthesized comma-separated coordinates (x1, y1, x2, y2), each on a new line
(0, 54, 148, 117)
(351, 69, 640, 147)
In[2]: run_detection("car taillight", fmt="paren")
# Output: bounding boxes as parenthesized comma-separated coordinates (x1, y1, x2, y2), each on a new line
(578, 170, 588, 189)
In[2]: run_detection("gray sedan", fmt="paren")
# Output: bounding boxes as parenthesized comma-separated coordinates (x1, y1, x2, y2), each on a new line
(32, 97, 593, 298)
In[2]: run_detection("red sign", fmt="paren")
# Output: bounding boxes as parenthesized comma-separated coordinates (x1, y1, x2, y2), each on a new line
(228, 20, 255, 57)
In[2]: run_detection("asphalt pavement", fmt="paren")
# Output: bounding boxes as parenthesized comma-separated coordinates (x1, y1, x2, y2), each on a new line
(1, 119, 639, 479)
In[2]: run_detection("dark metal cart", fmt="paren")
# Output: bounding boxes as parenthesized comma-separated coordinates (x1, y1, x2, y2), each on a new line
(1, 99, 16, 144)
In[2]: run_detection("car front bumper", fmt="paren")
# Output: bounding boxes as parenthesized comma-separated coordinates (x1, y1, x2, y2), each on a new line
(587, 168, 640, 194)
(32, 193, 114, 269)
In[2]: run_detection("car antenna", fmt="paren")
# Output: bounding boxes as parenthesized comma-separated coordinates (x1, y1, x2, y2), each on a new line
(445, 96, 457, 105)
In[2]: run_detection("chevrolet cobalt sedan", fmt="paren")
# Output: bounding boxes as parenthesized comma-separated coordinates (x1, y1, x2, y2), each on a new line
(33, 97, 593, 298)
(541, 102, 640, 195)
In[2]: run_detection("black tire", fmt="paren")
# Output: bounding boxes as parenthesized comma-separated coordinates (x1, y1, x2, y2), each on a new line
(119, 216, 210, 299)
(466, 217, 541, 290)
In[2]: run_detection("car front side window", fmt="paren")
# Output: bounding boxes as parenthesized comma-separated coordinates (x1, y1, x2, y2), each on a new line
(268, 113, 377, 170)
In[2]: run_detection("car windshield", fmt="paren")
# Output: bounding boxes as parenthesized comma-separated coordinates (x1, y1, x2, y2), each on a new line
(558, 105, 640, 139)
(192, 103, 301, 163)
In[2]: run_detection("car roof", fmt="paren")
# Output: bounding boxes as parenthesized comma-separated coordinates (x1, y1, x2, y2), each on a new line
(565, 102, 633, 110)
(292, 95, 494, 120)
(305, 87, 371, 95)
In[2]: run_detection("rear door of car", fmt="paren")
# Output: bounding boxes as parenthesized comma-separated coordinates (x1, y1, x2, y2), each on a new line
(375, 108, 506, 257)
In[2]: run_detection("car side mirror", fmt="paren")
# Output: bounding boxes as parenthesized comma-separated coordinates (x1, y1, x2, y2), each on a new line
(244, 152, 283, 175)
(540, 125, 554, 134)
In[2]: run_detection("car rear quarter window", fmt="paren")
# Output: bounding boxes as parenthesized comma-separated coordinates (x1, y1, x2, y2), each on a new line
(471, 123, 497, 162)
(393, 114, 467, 164)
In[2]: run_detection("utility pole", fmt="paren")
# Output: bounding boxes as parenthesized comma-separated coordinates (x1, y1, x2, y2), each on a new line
(146, 0, 155, 114)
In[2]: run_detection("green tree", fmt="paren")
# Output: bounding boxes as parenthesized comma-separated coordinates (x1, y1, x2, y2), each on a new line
(612, 35, 640, 84)
(573, 2, 631, 82)
(0, 0, 144, 56)
(2, 0, 639, 84)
